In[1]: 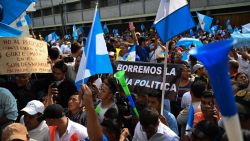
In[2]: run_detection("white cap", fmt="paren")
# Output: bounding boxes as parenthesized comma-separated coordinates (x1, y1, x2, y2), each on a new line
(21, 100, 45, 115)
(193, 64, 204, 73)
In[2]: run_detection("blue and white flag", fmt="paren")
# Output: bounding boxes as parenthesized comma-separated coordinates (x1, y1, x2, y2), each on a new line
(77, 27, 84, 35)
(0, 22, 22, 37)
(242, 23, 250, 34)
(154, 0, 195, 44)
(16, 15, 32, 27)
(185, 104, 194, 136)
(211, 25, 218, 34)
(141, 23, 145, 31)
(113, 29, 119, 37)
(73, 24, 78, 40)
(176, 37, 203, 49)
(196, 12, 213, 33)
(226, 19, 233, 33)
(196, 24, 201, 33)
(124, 45, 136, 61)
(233, 27, 240, 34)
(103, 22, 109, 34)
(75, 6, 113, 90)
(0, 0, 34, 25)
(189, 29, 194, 37)
(45, 32, 59, 42)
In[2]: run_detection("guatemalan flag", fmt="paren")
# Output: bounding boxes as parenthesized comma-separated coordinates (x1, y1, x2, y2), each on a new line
(226, 19, 233, 33)
(73, 24, 78, 40)
(196, 12, 213, 33)
(103, 22, 109, 34)
(0, 22, 22, 37)
(124, 45, 136, 61)
(242, 23, 250, 33)
(45, 32, 59, 42)
(0, 0, 35, 25)
(75, 6, 113, 90)
(16, 15, 32, 27)
(154, 0, 195, 44)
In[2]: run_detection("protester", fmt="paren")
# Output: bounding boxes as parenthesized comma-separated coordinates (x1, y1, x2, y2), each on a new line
(66, 92, 87, 126)
(20, 100, 49, 141)
(190, 120, 221, 141)
(133, 108, 179, 141)
(40, 104, 89, 141)
(147, 91, 179, 135)
(177, 79, 207, 139)
(47, 60, 78, 108)
(66, 55, 81, 82)
(95, 77, 118, 122)
(0, 87, 18, 138)
(2, 123, 30, 141)
(193, 91, 220, 126)
(4, 73, 39, 112)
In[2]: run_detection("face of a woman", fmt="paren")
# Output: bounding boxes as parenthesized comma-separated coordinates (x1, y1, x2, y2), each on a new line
(181, 65, 191, 79)
(99, 83, 112, 101)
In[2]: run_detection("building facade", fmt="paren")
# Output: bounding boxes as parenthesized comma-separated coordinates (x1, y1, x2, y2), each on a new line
(29, 0, 250, 36)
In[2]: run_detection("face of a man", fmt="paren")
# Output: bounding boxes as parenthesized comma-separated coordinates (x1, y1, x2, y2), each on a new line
(45, 118, 57, 126)
(147, 97, 160, 112)
(75, 56, 81, 71)
(23, 113, 40, 131)
(99, 83, 112, 101)
(119, 45, 128, 57)
(52, 68, 65, 81)
(68, 95, 81, 113)
(15, 74, 31, 87)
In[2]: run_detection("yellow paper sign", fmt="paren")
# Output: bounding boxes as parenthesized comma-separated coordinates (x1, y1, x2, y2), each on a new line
(0, 37, 52, 74)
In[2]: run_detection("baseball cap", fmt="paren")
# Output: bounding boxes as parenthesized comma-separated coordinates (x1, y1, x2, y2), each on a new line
(21, 100, 45, 115)
(193, 64, 204, 73)
(39, 104, 65, 120)
(2, 123, 29, 141)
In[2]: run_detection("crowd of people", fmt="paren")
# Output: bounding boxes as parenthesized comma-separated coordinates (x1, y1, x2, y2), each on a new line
(0, 23, 250, 141)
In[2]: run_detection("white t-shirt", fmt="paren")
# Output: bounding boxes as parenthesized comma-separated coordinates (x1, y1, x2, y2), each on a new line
(54, 119, 88, 141)
(181, 91, 192, 109)
(133, 121, 179, 141)
(96, 102, 117, 122)
(61, 44, 71, 54)
(20, 116, 50, 141)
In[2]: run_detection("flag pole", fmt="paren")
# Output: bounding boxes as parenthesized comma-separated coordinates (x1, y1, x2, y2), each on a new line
(161, 41, 169, 115)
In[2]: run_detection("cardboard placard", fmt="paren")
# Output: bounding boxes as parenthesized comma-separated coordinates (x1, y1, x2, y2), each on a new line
(0, 37, 51, 74)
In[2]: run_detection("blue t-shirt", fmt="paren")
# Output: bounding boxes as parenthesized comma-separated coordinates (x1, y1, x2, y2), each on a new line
(163, 109, 179, 135)
(136, 45, 151, 62)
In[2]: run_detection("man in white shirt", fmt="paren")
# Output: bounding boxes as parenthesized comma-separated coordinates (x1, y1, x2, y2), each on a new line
(133, 108, 179, 141)
(40, 104, 89, 141)
(61, 41, 71, 54)
(20, 100, 50, 141)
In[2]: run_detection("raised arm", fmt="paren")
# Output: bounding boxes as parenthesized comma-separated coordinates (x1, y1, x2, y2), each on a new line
(81, 84, 103, 141)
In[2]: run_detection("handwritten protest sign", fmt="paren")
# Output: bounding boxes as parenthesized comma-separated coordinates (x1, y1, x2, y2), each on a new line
(0, 37, 51, 74)
(116, 61, 182, 100)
